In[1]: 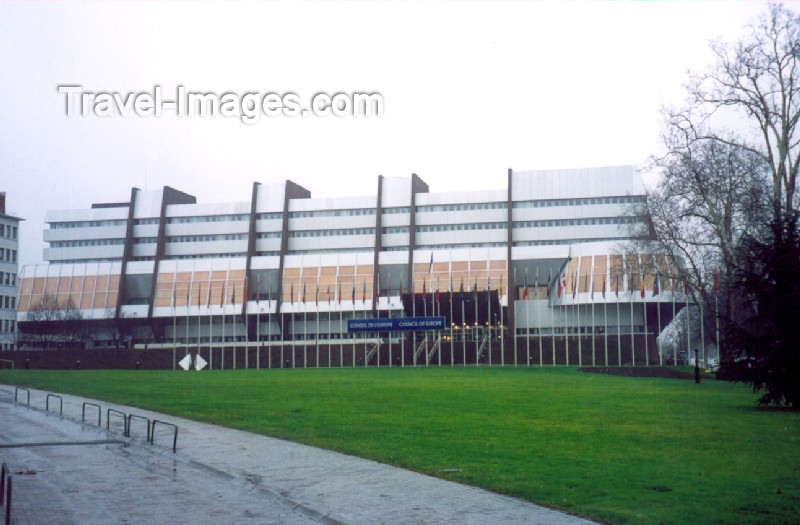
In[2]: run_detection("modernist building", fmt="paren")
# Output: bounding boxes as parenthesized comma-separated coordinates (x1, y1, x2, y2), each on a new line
(1, 193, 22, 351)
(17, 166, 686, 366)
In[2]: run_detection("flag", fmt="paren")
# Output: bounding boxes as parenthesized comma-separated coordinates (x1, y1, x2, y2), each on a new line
(422, 277, 427, 297)
(337, 277, 342, 305)
(521, 268, 527, 300)
(327, 283, 331, 303)
(290, 281, 294, 305)
(172, 285, 176, 310)
(362, 277, 367, 304)
(534, 268, 539, 300)
(590, 274, 595, 301)
(557, 271, 563, 298)
(640, 272, 646, 299)
(428, 252, 434, 274)
(220, 282, 226, 307)
(498, 275, 503, 297)
(486, 273, 491, 292)
(473, 275, 478, 293)
(712, 272, 718, 293)
(602, 274, 607, 299)
(186, 283, 191, 305)
(615, 268, 620, 297)
(547, 268, 552, 299)
(653, 272, 660, 296)
(459, 277, 464, 293)
(255, 276, 260, 305)
(435, 277, 440, 303)
(231, 284, 236, 305)
(351, 277, 356, 303)
(302, 281, 306, 303)
(198, 282, 202, 306)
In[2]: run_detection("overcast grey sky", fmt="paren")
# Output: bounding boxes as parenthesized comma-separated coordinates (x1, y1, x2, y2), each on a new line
(0, 1, 771, 266)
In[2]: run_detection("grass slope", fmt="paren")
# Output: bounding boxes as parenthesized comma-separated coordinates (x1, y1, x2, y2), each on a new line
(1, 367, 798, 524)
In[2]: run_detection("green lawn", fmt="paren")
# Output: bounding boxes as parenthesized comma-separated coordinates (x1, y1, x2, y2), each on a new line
(1, 367, 798, 524)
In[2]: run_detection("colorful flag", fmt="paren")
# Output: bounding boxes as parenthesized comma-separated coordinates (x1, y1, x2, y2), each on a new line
(640, 272, 646, 299)
(653, 272, 660, 296)
(522, 268, 527, 300)
(362, 277, 367, 304)
(337, 277, 342, 305)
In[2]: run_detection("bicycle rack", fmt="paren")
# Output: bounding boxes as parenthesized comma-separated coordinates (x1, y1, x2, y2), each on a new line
(107, 408, 127, 435)
(82, 402, 102, 427)
(13, 387, 29, 407)
(150, 420, 179, 453)
(45, 394, 63, 417)
(126, 414, 151, 441)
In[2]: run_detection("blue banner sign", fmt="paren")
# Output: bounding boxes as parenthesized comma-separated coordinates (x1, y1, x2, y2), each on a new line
(347, 316, 446, 333)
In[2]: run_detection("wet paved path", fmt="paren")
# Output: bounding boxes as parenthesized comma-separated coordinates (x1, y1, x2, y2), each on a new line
(0, 384, 595, 524)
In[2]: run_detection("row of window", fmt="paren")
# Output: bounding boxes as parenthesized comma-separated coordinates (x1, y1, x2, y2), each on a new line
(1, 248, 17, 263)
(417, 202, 507, 212)
(290, 228, 375, 238)
(168, 214, 249, 224)
(512, 195, 646, 209)
(167, 234, 247, 243)
(257, 232, 282, 239)
(134, 218, 159, 225)
(288, 248, 372, 255)
(290, 208, 376, 218)
(134, 237, 157, 244)
(417, 222, 507, 233)
(50, 219, 126, 229)
(0, 271, 16, 286)
(166, 253, 247, 260)
(416, 242, 507, 249)
(1, 296, 15, 309)
(513, 216, 638, 229)
(382, 226, 409, 234)
(1, 319, 16, 333)
(1, 224, 18, 240)
(51, 239, 124, 248)
(382, 207, 410, 214)
(515, 325, 645, 335)
(513, 237, 630, 247)
(257, 212, 283, 220)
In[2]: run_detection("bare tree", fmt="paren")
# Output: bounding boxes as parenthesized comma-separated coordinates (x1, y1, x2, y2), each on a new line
(680, 3, 800, 220)
(21, 294, 86, 348)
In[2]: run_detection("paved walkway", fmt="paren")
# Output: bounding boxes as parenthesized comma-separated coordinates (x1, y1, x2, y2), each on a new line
(0, 384, 595, 524)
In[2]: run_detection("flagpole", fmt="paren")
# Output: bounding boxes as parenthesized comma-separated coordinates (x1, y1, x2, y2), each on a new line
(232, 282, 237, 370)
(591, 270, 596, 367)
(172, 276, 177, 370)
(576, 268, 582, 367)
(449, 272, 454, 366)
(656, 266, 662, 367)
(437, 277, 441, 366)
(461, 286, 466, 366)
(715, 291, 719, 368)
(268, 277, 272, 369)
(316, 270, 320, 369)
(699, 298, 705, 367)
(513, 268, 518, 365)
(256, 275, 261, 369)
(486, 270, 491, 367)
(537, 271, 542, 367)
(352, 275, 356, 367)
(549, 268, 555, 366)
(197, 281, 202, 361)
(208, 273, 213, 370)
(616, 268, 622, 366)
(500, 274, 505, 366)
(525, 268, 530, 366)
(603, 271, 608, 367)
(185, 274, 192, 359)
(474, 276, 478, 366)
(643, 266, 649, 367)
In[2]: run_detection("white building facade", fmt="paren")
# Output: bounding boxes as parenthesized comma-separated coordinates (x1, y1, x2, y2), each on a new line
(17, 167, 687, 366)
(0, 193, 22, 351)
